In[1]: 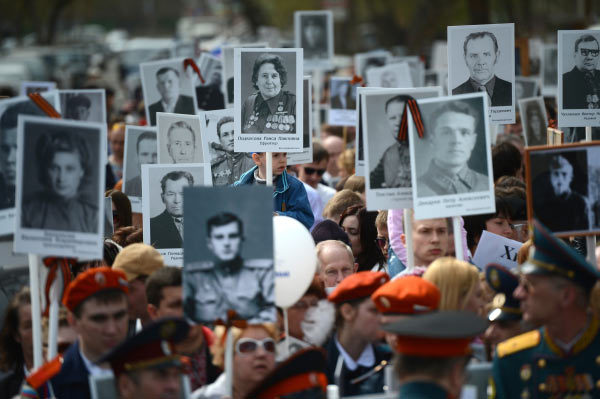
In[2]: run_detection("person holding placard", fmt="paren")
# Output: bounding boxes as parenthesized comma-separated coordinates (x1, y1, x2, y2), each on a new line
(241, 54, 296, 134)
(417, 101, 488, 197)
(492, 221, 600, 399)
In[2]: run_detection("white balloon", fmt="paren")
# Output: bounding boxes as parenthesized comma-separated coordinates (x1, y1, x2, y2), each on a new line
(273, 216, 317, 308)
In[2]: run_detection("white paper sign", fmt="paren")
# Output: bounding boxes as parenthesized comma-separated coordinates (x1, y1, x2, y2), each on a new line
(472, 230, 523, 270)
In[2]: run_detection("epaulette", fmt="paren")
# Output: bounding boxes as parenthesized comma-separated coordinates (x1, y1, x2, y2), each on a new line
(497, 330, 540, 358)
(26, 355, 63, 389)
(185, 261, 214, 271)
(244, 258, 273, 268)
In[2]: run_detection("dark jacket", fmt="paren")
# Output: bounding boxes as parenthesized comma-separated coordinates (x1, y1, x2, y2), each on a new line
(562, 66, 600, 109)
(241, 91, 296, 134)
(234, 167, 314, 231)
(148, 95, 196, 126)
(452, 75, 512, 106)
(0, 364, 24, 399)
(42, 341, 91, 399)
(150, 209, 183, 249)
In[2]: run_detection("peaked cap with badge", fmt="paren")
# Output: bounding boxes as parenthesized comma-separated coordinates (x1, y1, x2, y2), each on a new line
(485, 263, 522, 322)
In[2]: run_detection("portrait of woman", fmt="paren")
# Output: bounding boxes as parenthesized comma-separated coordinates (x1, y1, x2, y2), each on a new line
(21, 130, 98, 233)
(241, 53, 296, 134)
(524, 101, 547, 146)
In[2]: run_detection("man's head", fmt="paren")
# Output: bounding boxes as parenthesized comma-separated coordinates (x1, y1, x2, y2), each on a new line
(322, 189, 364, 224)
(322, 136, 344, 177)
(375, 210, 389, 258)
(402, 217, 448, 267)
(463, 31, 499, 85)
(109, 123, 126, 161)
(63, 267, 130, 362)
(548, 155, 573, 196)
(160, 171, 193, 218)
(428, 101, 478, 170)
(206, 212, 244, 262)
(303, 16, 324, 48)
(136, 131, 157, 173)
(316, 240, 357, 288)
(573, 34, 600, 72)
(166, 121, 196, 163)
(146, 267, 183, 320)
(66, 94, 91, 121)
(155, 67, 181, 103)
(216, 116, 235, 152)
(297, 141, 329, 188)
(384, 96, 405, 135)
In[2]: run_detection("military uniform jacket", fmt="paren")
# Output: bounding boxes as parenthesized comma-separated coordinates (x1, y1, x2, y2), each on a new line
(36, 341, 92, 399)
(369, 141, 411, 189)
(492, 317, 600, 399)
(398, 381, 449, 399)
(183, 256, 275, 324)
(241, 90, 296, 134)
(22, 192, 98, 233)
(417, 161, 489, 197)
(210, 144, 255, 186)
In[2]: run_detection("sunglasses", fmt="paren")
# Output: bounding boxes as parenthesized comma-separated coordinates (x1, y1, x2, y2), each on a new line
(235, 337, 276, 354)
(580, 48, 600, 57)
(303, 167, 326, 177)
(376, 237, 388, 249)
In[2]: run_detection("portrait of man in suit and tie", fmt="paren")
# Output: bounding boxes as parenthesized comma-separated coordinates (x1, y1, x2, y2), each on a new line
(146, 66, 196, 126)
(452, 31, 513, 107)
(150, 170, 193, 249)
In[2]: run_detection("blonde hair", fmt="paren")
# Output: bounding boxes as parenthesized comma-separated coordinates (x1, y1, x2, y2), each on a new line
(343, 175, 365, 194)
(210, 323, 278, 369)
(375, 210, 388, 230)
(337, 149, 355, 176)
(423, 257, 480, 311)
(322, 189, 363, 222)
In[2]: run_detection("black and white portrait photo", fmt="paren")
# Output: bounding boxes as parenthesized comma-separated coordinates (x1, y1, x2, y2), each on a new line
(287, 76, 313, 165)
(365, 62, 413, 88)
(527, 144, 600, 236)
(103, 197, 113, 239)
(515, 77, 539, 100)
(59, 89, 106, 123)
(0, 94, 57, 236)
(363, 87, 442, 210)
(140, 58, 198, 126)
(234, 48, 303, 153)
(122, 125, 158, 211)
(354, 51, 392, 80)
(518, 97, 548, 147)
(448, 23, 515, 124)
(182, 185, 275, 324)
(156, 112, 208, 164)
(195, 53, 225, 111)
(328, 77, 358, 127)
(558, 31, 600, 127)
(20, 81, 56, 96)
(541, 44, 558, 95)
(222, 42, 267, 107)
(294, 11, 333, 69)
(14, 115, 105, 258)
(393, 56, 426, 87)
(354, 87, 380, 176)
(142, 163, 212, 265)
(409, 93, 494, 219)
(201, 108, 254, 185)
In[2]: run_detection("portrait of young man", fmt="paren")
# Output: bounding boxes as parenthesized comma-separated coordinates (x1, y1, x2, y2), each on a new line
(144, 63, 196, 126)
(124, 129, 158, 198)
(452, 31, 512, 106)
(562, 33, 600, 109)
(209, 115, 254, 186)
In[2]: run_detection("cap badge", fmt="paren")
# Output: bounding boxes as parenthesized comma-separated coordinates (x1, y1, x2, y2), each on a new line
(379, 297, 391, 309)
(493, 293, 506, 309)
(520, 364, 531, 381)
(160, 320, 176, 339)
(94, 272, 106, 286)
(490, 269, 500, 289)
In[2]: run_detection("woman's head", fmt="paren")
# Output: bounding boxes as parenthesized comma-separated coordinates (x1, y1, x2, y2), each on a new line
(105, 189, 132, 230)
(423, 257, 484, 315)
(463, 191, 516, 253)
(37, 131, 90, 199)
(339, 205, 385, 271)
(0, 287, 31, 371)
(252, 54, 287, 100)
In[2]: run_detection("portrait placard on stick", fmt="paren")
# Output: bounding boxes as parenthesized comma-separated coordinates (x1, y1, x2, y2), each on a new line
(448, 23, 515, 124)
(518, 97, 548, 147)
(234, 48, 303, 153)
(20, 81, 57, 96)
(408, 93, 495, 220)
(525, 142, 600, 237)
(156, 112, 208, 164)
(354, 86, 381, 176)
(122, 125, 158, 212)
(328, 77, 358, 127)
(294, 10, 334, 70)
(541, 44, 558, 96)
(222, 42, 268, 108)
(14, 116, 106, 258)
(196, 53, 225, 111)
(142, 163, 212, 266)
(354, 50, 392, 80)
(59, 89, 106, 123)
(287, 76, 313, 165)
(515, 77, 540, 100)
(365, 63, 413, 88)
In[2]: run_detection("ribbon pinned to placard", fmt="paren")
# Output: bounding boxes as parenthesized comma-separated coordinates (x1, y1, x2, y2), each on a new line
(349, 75, 365, 87)
(28, 93, 61, 118)
(396, 95, 425, 142)
(548, 118, 557, 129)
(214, 310, 248, 345)
(183, 58, 205, 85)
(42, 257, 76, 317)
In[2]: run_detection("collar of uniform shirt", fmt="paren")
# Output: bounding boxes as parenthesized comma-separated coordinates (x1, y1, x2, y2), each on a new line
(429, 160, 475, 188)
(256, 90, 284, 115)
(469, 75, 496, 98)
(334, 336, 375, 371)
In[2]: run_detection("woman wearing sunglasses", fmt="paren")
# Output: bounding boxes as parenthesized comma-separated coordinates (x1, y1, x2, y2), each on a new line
(192, 323, 277, 399)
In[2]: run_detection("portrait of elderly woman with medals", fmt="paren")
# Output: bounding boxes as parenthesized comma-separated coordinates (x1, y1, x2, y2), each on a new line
(241, 53, 296, 134)
(21, 130, 98, 233)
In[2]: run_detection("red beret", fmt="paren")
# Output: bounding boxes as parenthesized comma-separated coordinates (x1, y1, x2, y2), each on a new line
(328, 271, 389, 304)
(63, 267, 129, 312)
(371, 276, 440, 315)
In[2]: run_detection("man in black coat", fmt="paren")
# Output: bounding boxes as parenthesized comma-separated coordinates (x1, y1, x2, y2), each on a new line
(150, 171, 193, 249)
(452, 31, 512, 106)
(148, 67, 195, 126)
(562, 34, 600, 109)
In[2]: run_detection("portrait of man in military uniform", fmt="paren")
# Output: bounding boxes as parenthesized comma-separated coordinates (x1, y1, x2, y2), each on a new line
(123, 127, 158, 198)
(239, 51, 300, 135)
(183, 211, 275, 324)
(208, 114, 254, 185)
(415, 96, 490, 198)
(561, 33, 600, 109)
